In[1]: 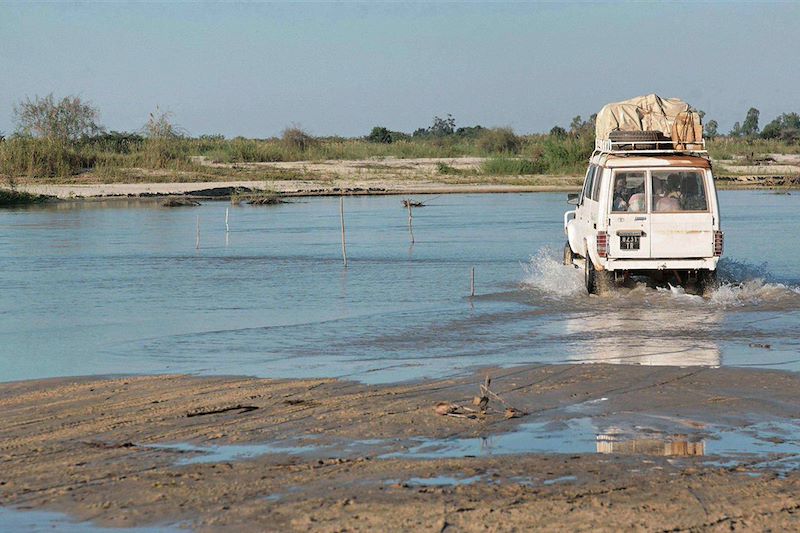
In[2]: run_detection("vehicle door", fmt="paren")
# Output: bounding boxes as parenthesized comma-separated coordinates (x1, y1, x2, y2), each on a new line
(574, 164, 598, 256)
(607, 169, 651, 258)
(649, 169, 714, 258)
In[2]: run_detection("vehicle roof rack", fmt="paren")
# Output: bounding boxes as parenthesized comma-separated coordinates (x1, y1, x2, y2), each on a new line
(594, 138, 708, 156)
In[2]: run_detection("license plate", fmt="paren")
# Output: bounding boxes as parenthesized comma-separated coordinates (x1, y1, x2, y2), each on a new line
(620, 235, 640, 250)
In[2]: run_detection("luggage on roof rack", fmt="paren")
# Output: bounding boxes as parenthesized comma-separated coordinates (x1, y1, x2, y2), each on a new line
(594, 94, 705, 154)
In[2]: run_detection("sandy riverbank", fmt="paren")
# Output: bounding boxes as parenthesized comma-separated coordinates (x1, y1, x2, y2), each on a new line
(10, 155, 800, 200)
(2, 364, 799, 531)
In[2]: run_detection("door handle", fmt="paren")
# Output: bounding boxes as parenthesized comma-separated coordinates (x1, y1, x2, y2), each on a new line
(634, 217, 647, 221)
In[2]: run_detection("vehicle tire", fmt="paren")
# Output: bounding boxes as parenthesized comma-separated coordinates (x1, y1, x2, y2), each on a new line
(585, 257, 612, 295)
(608, 130, 666, 151)
(608, 130, 664, 142)
(698, 269, 719, 297)
(563, 241, 574, 266)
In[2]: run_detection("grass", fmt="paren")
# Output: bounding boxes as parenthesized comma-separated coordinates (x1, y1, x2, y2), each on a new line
(0, 188, 52, 207)
(230, 189, 284, 205)
(482, 157, 542, 175)
(1, 129, 797, 184)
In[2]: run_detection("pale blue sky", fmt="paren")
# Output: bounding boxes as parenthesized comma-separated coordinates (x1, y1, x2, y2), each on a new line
(1, 1, 798, 138)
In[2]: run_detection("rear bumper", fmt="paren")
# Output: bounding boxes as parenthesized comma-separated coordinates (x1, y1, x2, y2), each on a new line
(601, 257, 719, 271)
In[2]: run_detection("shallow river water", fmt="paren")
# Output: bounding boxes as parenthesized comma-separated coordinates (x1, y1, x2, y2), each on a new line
(1, 191, 799, 384)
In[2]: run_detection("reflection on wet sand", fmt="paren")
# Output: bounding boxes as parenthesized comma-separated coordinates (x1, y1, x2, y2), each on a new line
(597, 429, 705, 456)
(564, 305, 723, 367)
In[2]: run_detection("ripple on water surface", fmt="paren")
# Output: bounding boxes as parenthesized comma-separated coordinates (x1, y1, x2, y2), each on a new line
(1, 192, 799, 383)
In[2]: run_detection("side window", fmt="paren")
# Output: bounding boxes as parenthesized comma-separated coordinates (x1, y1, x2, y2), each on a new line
(580, 165, 595, 205)
(590, 167, 603, 201)
(611, 171, 647, 212)
(651, 170, 708, 212)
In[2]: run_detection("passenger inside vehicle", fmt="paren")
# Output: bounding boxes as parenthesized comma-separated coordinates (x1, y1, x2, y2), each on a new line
(653, 175, 680, 212)
(680, 174, 708, 210)
(649, 170, 708, 212)
(612, 172, 646, 212)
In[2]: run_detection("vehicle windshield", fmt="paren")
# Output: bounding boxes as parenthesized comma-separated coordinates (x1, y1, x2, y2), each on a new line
(611, 171, 646, 212)
(651, 170, 707, 212)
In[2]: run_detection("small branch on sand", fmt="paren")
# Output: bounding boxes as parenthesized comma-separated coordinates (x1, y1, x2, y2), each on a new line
(434, 374, 526, 421)
(186, 404, 259, 418)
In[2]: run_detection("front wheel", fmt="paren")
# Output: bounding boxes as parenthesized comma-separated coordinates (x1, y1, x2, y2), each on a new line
(563, 241, 574, 266)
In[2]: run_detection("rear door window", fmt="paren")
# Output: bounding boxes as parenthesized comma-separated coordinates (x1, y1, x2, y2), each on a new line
(651, 170, 708, 212)
(611, 171, 646, 212)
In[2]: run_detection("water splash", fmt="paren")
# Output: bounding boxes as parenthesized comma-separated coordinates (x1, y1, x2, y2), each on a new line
(709, 258, 800, 307)
(521, 248, 800, 308)
(521, 247, 584, 297)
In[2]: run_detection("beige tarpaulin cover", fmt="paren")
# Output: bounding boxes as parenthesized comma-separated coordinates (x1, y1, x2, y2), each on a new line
(595, 94, 695, 140)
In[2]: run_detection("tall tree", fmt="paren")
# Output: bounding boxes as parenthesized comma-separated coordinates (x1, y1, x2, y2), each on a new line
(14, 94, 102, 142)
(704, 120, 719, 140)
(741, 107, 760, 137)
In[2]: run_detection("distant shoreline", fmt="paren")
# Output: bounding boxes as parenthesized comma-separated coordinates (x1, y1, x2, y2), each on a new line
(12, 175, 798, 201)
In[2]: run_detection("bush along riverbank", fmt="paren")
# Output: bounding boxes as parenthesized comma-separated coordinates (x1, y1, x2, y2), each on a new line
(0, 188, 53, 207)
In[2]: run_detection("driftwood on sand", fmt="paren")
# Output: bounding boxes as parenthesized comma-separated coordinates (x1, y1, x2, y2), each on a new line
(434, 374, 526, 420)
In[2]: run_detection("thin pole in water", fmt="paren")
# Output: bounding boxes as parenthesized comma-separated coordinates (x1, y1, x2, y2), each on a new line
(406, 200, 415, 244)
(225, 208, 229, 233)
(340, 196, 348, 267)
(195, 215, 200, 250)
(470, 267, 475, 297)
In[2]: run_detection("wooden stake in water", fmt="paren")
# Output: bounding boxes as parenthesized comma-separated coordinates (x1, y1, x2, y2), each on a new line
(407, 200, 415, 244)
(340, 196, 348, 267)
(470, 267, 475, 297)
(225, 208, 230, 233)
(195, 215, 200, 250)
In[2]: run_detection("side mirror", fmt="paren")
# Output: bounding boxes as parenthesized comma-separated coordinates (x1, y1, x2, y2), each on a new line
(567, 193, 579, 205)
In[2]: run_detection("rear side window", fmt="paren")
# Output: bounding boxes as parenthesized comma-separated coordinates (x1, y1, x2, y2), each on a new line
(590, 167, 603, 201)
(611, 171, 646, 212)
(580, 165, 596, 204)
(652, 170, 708, 212)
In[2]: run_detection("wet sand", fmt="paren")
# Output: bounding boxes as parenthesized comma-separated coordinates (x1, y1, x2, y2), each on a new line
(2, 364, 800, 531)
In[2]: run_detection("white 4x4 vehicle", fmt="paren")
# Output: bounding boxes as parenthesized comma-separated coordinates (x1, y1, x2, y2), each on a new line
(564, 138, 723, 294)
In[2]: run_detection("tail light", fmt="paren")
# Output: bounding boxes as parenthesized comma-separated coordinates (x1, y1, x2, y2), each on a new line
(714, 230, 724, 256)
(596, 232, 608, 258)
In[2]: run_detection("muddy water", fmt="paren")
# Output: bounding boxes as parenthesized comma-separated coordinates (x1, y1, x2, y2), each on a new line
(1, 192, 799, 383)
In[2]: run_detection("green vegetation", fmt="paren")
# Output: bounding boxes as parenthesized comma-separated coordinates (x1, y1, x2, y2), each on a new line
(1, 95, 799, 184)
(482, 157, 541, 176)
(0, 188, 51, 207)
(231, 189, 284, 205)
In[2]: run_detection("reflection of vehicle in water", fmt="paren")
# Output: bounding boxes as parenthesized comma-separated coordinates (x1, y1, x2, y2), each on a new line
(597, 428, 705, 457)
(562, 306, 722, 367)
(563, 95, 724, 295)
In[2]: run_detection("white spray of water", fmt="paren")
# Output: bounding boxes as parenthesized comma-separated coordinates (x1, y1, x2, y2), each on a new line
(521, 247, 584, 297)
(708, 258, 800, 307)
(521, 248, 800, 307)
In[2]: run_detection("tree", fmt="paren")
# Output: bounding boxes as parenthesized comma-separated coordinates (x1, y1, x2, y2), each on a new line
(704, 120, 719, 140)
(740, 107, 760, 137)
(569, 114, 596, 138)
(14, 94, 103, 142)
(729, 121, 742, 137)
(367, 126, 393, 143)
(761, 112, 800, 141)
(144, 107, 183, 139)
(549, 125, 567, 138)
(429, 114, 456, 137)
